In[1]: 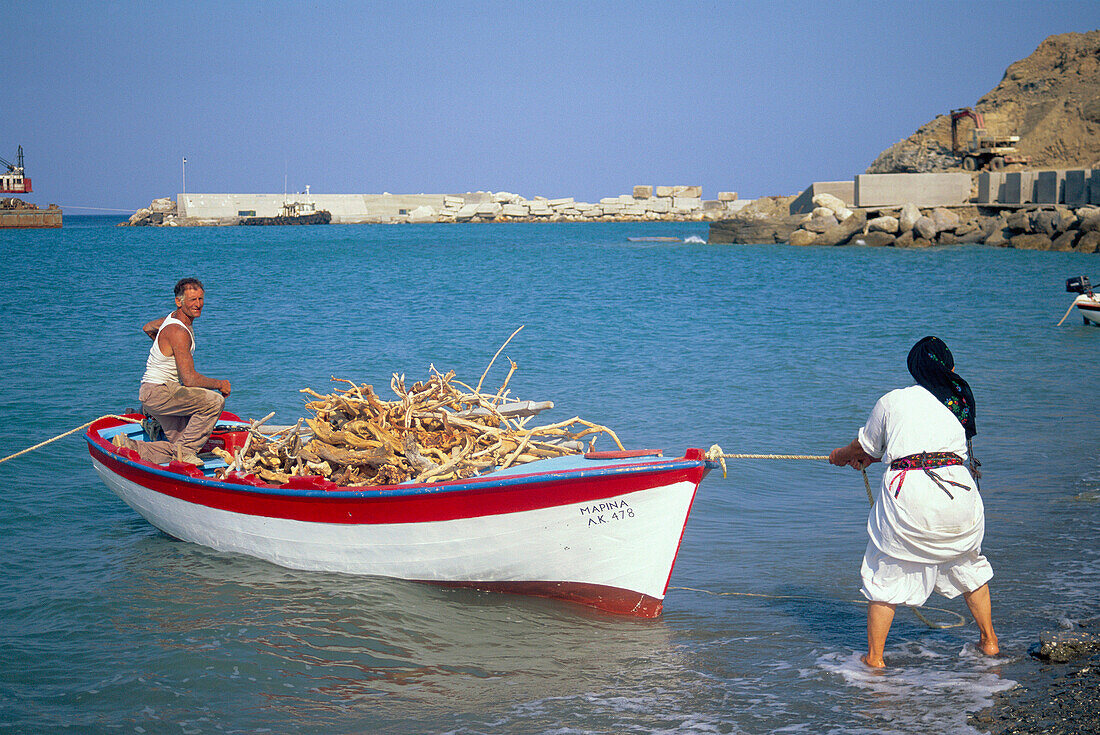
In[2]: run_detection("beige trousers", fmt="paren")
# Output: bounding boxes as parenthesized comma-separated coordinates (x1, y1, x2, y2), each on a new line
(137, 381, 225, 464)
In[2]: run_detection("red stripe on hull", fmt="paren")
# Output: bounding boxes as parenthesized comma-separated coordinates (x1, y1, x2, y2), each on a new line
(430, 579, 664, 617)
(88, 436, 708, 526)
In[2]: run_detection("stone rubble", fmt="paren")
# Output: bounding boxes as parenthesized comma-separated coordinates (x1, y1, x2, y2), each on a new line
(125, 197, 181, 226)
(780, 195, 1100, 252)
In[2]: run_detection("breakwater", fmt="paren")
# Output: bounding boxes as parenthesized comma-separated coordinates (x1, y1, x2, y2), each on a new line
(123, 186, 745, 226)
(710, 193, 1100, 252)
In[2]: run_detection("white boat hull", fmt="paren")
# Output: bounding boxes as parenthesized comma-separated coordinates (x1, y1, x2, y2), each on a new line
(86, 415, 714, 616)
(1076, 293, 1100, 325)
(93, 458, 696, 603)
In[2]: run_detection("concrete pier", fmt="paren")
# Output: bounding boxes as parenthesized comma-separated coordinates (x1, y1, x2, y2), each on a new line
(130, 186, 749, 226)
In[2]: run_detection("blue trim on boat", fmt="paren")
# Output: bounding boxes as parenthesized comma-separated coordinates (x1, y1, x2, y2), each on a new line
(87, 429, 711, 500)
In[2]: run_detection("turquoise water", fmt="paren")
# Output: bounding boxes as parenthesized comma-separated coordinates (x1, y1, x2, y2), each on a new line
(1, 217, 1098, 733)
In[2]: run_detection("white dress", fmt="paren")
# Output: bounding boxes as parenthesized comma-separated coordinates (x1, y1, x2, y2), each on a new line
(857, 385, 993, 605)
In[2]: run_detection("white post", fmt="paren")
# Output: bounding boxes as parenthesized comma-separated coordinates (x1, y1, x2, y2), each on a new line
(182, 157, 187, 194)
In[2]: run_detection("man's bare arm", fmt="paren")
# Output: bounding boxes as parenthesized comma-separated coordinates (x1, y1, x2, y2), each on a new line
(162, 325, 232, 397)
(143, 317, 166, 340)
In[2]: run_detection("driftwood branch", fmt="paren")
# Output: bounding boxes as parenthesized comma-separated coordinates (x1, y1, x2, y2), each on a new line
(475, 325, 524, 394)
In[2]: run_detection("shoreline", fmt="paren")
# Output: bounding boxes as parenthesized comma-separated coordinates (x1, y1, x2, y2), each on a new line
(971, 617, 1100, 733)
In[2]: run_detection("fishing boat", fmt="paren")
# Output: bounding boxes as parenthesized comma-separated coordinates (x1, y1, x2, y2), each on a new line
(1065, 276, 1100, 326)
(85, 413, 715, 617)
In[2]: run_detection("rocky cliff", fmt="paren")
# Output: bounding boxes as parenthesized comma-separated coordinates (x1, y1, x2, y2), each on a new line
(868, 31, 1100, 174)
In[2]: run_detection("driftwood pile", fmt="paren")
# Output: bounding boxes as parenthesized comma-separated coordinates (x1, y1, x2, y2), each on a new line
(211, 364, 622, 487)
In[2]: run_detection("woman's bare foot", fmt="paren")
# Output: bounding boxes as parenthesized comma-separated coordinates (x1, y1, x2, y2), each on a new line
(861, 653, 886, 669)
(977, 636, 999, 656)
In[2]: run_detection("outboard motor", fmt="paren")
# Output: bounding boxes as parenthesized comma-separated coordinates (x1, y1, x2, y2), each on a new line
(1067, 276, 1092, 294)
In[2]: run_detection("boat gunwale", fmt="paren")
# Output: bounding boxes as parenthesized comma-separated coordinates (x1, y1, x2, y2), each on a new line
(86, 415, 714, 502)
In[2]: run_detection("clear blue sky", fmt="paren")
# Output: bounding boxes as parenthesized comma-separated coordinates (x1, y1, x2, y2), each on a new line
(7, 1, 1099, 212)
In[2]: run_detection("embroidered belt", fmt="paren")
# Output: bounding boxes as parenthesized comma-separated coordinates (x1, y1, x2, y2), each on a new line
(887, 451, 971, 499)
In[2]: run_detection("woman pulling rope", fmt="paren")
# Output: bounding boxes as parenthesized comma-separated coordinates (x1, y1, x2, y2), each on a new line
(829, 336, 999, 669)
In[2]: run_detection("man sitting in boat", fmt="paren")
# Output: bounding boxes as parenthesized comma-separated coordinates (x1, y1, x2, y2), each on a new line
(113, 278, 231, 466)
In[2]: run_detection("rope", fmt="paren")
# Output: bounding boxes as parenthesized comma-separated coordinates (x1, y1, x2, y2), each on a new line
(702, 443, 966, 629)
(669, 586, 966, 629)
(0, 415, 141, 465)
(706, 444, 874, 504)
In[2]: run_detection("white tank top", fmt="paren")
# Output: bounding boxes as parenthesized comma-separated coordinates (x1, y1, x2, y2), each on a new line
(141, 312, 195, 385)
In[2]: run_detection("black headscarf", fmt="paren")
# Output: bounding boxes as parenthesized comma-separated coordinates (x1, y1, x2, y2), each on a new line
(907, 336, 977, 439)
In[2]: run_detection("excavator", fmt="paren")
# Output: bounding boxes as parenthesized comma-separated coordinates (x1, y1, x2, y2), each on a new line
(950, 108, 1029, 171)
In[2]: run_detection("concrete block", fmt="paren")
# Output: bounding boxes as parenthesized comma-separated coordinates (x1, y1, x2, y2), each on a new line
(622, 205, 645, 216)
(645, 198, 671, 213)
(500, 204, 529, 217)
(475, 202, 502, 217)
(790, 181, 856, 214)
(1090, 170, 1100, 205)
(717, 191, 738, 202)
(654, 186, 675, 197)
(1065, 170, 1088, 207)
(703, 200, 723, 211)
(633, 185, 652, 199)
(854, 173, 972, 207)
(673, 197, 702, 210)
(548, 197, 574, 207)
(443, 196, 464, 208)
(407, 205, 437, 223)
(618, 194, 635, 204)
(600, 197, 621, 205)
(1004, 172, 1038, 204)
(601, 202, 623, 213)
(1035, 170, 1064, 204)
(673, 185, 702, 198)
(455, 204, 480, 220)
(977, 172, 1006, 204)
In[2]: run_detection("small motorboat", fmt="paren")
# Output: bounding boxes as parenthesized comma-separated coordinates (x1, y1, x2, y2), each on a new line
(86, 414, 715, 617)
(1065, 276, 1100, 326)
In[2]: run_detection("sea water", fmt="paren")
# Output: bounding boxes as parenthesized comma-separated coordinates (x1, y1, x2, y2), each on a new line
(0, 217, 1097, 734)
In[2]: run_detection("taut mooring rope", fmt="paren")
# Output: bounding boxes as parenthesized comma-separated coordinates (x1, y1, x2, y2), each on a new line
(706, 445, 874, 504)
(701, 444, 963, 629)
(0, 415, 141, 465)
